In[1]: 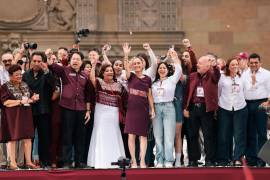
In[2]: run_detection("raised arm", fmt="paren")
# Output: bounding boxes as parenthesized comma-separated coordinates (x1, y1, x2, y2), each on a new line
(168, 50, 182, 84)
(90, 58, 97, 88)
(122, 43, 131, 79)
(209, 60, 221, 84)
(183, 39, 197, 72)
(101, 44, 112, 66)
(143, 43, 158, 82)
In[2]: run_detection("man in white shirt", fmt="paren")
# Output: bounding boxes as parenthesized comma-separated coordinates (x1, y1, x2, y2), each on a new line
(242, 53, 270, 167)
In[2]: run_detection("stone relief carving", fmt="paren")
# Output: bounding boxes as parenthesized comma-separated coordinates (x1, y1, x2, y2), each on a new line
(48, 0, 76, 31)
(1, 33, 22, 52)
(119, 0, 179, 31)
(0, 0, 48, 30)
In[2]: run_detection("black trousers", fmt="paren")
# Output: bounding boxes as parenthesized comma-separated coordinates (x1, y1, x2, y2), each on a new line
(61, 107, 86, 165)
(246, 99, 268, 166)
(187, 103, 216, 162)
(33, 114, 51, 166)
(83, 112, 94, 164)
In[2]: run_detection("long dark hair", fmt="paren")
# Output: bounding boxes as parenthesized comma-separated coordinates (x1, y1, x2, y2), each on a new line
(98, 64, 117, 82)
(153, 62, 174, 82)
(224, 58, 241, 77)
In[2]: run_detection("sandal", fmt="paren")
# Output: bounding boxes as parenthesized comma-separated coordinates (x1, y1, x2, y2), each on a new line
(25, 163, 39, 169)
(7, 165, 20, 170)
(130, 161, 138, 168)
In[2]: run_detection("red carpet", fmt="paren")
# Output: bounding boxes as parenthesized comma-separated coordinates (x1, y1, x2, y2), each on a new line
(0, 168, 269, 180)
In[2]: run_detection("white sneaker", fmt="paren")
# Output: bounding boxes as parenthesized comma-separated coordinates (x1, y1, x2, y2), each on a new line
(156, 163, 163, 168)
(175, 161, 181, 167)
(164, 162, 173, 168)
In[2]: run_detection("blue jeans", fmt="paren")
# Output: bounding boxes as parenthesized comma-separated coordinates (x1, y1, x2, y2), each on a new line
(153, 102, 176, 164)
(217, 106, 248, 163)
(246, 99, 268, 165)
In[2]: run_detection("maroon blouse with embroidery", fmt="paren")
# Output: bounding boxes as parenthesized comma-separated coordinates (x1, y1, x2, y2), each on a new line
(95, 78, 127, 122)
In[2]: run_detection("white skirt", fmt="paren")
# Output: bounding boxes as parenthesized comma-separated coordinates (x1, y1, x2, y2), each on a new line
(87, 103, 126, 168)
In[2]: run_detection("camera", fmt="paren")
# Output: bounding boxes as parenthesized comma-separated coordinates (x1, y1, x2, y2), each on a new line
(75, 28, 90, 43)
(111, 157, 130, 168)
(24, 42, 37, 50)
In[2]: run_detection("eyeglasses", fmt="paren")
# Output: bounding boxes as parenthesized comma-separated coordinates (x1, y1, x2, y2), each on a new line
(2, 59, 12, 63)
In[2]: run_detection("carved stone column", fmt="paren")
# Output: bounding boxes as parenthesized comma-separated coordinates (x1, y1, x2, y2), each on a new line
(76, 0, 97, 31)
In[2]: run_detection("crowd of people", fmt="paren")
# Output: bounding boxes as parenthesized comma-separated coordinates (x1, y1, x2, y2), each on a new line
(0, 39, 269, 170)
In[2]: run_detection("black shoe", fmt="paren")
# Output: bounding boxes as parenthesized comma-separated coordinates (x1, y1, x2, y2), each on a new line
(188, 161, 198, 167)
(40, 162, 51, 169)
(61, 163, 73, 169)
(204, 161, 215, 167)
(75, 162, 87, 169)
(257, 162, 266, 168)
(247, 161, 257, 167)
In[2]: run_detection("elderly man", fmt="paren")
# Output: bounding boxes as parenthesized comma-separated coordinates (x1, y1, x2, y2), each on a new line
(183, 56, 220, 167)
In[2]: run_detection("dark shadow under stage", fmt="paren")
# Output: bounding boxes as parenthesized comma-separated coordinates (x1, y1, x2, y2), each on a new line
(0, 167, 269, 180)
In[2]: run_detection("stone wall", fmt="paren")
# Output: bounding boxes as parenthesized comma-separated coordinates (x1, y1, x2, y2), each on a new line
(0, 0, 269, 67)
(181, 0, 270, 66)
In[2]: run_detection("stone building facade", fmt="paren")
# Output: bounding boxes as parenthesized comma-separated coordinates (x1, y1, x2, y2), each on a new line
(0, 0, 269, 67)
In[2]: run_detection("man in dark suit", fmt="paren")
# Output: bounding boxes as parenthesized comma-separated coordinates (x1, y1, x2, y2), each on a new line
(183, 56, 220, 167)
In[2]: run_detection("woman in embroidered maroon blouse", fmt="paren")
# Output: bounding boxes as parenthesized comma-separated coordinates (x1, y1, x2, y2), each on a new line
(87, 62, 127, 168)
(122, 43, 155, 168)
(0, 65, 39, 170)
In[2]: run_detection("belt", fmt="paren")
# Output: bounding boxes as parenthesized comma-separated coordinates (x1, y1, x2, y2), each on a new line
(192, 103, 205, 108)
(155, 101, 173, 105)
(246, 98, 267, 103)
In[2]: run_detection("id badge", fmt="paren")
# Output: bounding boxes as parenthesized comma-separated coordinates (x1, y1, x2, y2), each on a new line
(157, 88, 164, 97)
(196, 86, 204, 97)
(232, 84, 240, 93)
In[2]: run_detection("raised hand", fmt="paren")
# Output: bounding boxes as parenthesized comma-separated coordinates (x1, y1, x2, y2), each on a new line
(45, 48, 53, 57)
(143, 43, 151, 50)
(122, 43, 131, 56)
(102, 44, 111, 54)
(169, 50, 179, 60)
(182, 38, 191, 48)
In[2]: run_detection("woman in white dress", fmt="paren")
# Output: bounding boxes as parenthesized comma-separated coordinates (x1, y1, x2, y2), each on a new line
(87, 59, 127, 168)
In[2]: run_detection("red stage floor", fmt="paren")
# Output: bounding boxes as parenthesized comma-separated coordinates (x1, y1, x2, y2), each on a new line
(0, 167, 269, 180)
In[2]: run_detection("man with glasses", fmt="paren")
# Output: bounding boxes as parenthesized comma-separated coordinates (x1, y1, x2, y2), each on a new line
(0, 51, 13, 85)
(242, 53, 270, 167)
